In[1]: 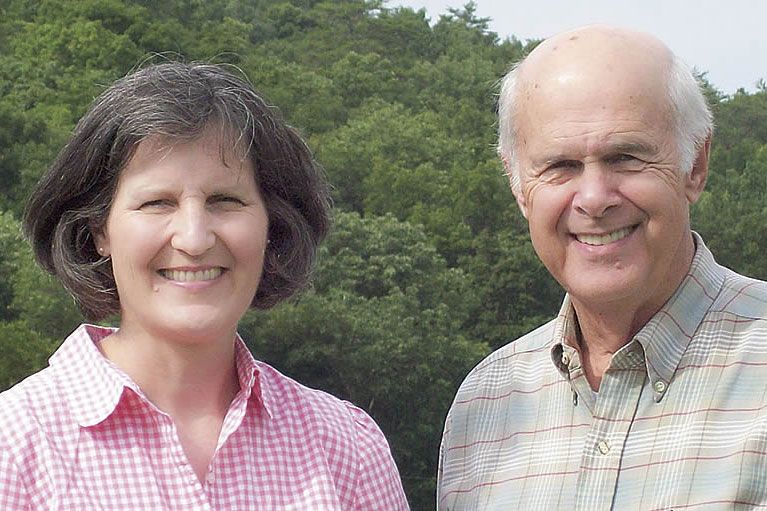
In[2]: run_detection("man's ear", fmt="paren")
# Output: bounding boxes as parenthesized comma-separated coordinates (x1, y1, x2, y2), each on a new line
(502, 156, 529, 219)
(512, 184, 529, 219)
(685, 137, 711, 204)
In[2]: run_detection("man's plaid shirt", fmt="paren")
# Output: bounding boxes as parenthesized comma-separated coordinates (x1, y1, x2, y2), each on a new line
(439, 234, 767, 510)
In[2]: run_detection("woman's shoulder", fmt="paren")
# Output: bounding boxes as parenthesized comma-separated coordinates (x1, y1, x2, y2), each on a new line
(254, 361, 388, 447)
(0, 367, 69, 450)
(253, 361, 408, 508)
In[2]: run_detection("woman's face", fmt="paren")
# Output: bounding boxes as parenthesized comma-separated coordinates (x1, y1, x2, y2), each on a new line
(94, 132, 268, 344)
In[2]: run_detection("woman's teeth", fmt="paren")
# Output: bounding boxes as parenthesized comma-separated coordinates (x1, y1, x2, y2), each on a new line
(160, 268, 223, 282)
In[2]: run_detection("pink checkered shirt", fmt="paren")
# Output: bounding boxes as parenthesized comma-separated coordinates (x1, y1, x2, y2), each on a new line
(0, 324, 409, 510)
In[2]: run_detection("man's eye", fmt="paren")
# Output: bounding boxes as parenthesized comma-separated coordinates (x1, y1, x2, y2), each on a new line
(608, 154, 639, 164)
(547, 160, 580, 171)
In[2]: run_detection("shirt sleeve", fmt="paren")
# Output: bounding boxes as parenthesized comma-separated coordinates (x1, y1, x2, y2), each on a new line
(347, 404, 410, 510)
(436, 407, 451, 509)
(0, 446, 30, 511)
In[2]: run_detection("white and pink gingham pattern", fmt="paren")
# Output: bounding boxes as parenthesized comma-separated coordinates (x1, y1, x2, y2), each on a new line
(0, 325, 409, 510)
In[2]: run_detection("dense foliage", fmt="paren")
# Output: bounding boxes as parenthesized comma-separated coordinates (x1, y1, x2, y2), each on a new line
(1, 1, 765, 508)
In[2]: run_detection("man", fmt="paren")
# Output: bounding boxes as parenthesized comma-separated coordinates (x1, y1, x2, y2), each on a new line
(438, 25, 767, 510)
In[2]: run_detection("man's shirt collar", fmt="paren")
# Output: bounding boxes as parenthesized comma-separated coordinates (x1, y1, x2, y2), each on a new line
(551, 232, 725, 400)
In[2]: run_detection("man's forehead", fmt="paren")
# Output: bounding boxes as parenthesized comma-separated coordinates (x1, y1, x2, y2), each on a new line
(525, 25, 669, 65)
(518, 25, 672, 96)
(512, 26, 675, 138)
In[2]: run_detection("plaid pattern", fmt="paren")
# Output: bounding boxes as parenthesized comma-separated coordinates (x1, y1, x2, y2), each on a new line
(438, 234, 767, 510)
(0, 325, 408, 510)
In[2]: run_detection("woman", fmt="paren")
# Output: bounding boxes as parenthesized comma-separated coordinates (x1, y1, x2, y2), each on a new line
(0, 62, 409, 510)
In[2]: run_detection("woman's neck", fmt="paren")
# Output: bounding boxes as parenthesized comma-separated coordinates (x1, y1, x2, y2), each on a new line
(99, 324, 240, 419)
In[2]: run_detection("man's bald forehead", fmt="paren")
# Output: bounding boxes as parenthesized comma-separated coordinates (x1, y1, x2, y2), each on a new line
(518, 25, 673, 90)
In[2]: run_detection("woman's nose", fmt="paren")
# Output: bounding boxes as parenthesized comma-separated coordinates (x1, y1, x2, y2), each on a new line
(170, 203, 216, 256)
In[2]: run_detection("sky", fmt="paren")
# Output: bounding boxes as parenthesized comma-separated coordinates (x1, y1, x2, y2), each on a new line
(394, 0, 766, 95)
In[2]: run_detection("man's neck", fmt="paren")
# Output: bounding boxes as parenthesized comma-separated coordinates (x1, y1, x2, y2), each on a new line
(570, 231, 698, 391)
(572, 306, 643, 390)
(572, 287, 683, 391)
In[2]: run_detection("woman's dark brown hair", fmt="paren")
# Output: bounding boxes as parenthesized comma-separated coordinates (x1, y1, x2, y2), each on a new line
(23, 62, 331, 320)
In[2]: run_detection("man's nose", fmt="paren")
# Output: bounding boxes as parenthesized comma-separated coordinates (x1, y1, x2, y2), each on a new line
(572, 166, 620, 218)
(170, 203, 216, 256)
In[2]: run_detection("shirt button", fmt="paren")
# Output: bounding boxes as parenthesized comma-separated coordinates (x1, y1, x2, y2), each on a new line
(561, 353, 570, 366)
(207, 471, 216, 484)
(653, 380, 667, 394)
(597, 440, 611, 455)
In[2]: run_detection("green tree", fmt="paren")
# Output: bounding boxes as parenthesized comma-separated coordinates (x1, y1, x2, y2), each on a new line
(0, 320, 59, 391)
(0, 212, 78, 391)
(694, 143, 767, 279)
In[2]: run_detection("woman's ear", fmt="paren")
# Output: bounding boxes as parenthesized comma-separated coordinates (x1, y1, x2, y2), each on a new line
(92, 227, 111, 257)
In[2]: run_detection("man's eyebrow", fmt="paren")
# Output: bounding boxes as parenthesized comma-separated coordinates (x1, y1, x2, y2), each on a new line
(605, 141, 658, 156)
(532, 153, 574, 168)
(530, 141, 659, 168)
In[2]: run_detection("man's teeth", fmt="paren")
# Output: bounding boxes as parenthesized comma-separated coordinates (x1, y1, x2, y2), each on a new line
(160, 268, 223, 282)
(576, 227, 635, 246)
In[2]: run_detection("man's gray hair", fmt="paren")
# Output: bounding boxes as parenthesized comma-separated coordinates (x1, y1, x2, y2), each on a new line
(497, 53, 714, 194)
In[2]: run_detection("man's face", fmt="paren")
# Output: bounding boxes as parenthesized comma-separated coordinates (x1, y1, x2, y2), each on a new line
(512, 61, 707, 318)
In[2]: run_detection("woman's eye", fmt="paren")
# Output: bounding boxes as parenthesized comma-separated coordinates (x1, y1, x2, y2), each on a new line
(210, 195, 245, 206)
(140, 199, 172, 209)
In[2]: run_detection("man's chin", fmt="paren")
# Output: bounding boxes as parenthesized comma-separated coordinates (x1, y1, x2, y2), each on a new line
(565, 275, 643, 309)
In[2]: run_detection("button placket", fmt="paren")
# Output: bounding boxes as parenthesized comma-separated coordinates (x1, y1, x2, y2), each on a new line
(574, 347, 646, 509)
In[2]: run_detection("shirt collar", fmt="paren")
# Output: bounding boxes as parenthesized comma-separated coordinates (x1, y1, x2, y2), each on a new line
(50, 324, 132, 427)
(550, 233, 726, 397)
(550, 294, 580, 375)
(52, 325, 273, 426)
(633, 232, 724, 394)
(233, 334, 275, 419)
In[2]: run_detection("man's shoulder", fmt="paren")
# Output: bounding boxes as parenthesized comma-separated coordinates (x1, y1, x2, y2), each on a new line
(712, 268, 767, 319)
(454, 319, 558, 399)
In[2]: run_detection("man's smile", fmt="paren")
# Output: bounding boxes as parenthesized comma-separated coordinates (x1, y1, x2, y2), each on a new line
(573, 225, 638, 246)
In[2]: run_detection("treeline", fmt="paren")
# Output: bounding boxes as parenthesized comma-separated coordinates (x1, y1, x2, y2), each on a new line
(1, 1, 766, 508)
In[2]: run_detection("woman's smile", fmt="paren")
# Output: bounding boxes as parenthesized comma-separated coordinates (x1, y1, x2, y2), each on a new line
(158, 267, 225, 282)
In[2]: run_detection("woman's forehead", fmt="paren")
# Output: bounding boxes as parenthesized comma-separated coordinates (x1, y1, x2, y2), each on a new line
(129, 128, 251, 171)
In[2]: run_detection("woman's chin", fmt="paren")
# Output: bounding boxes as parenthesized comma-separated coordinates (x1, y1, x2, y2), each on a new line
(133, 306, 243, 345)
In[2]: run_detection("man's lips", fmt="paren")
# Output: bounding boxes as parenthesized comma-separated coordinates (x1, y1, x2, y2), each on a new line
(573, 225, 638, 246)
